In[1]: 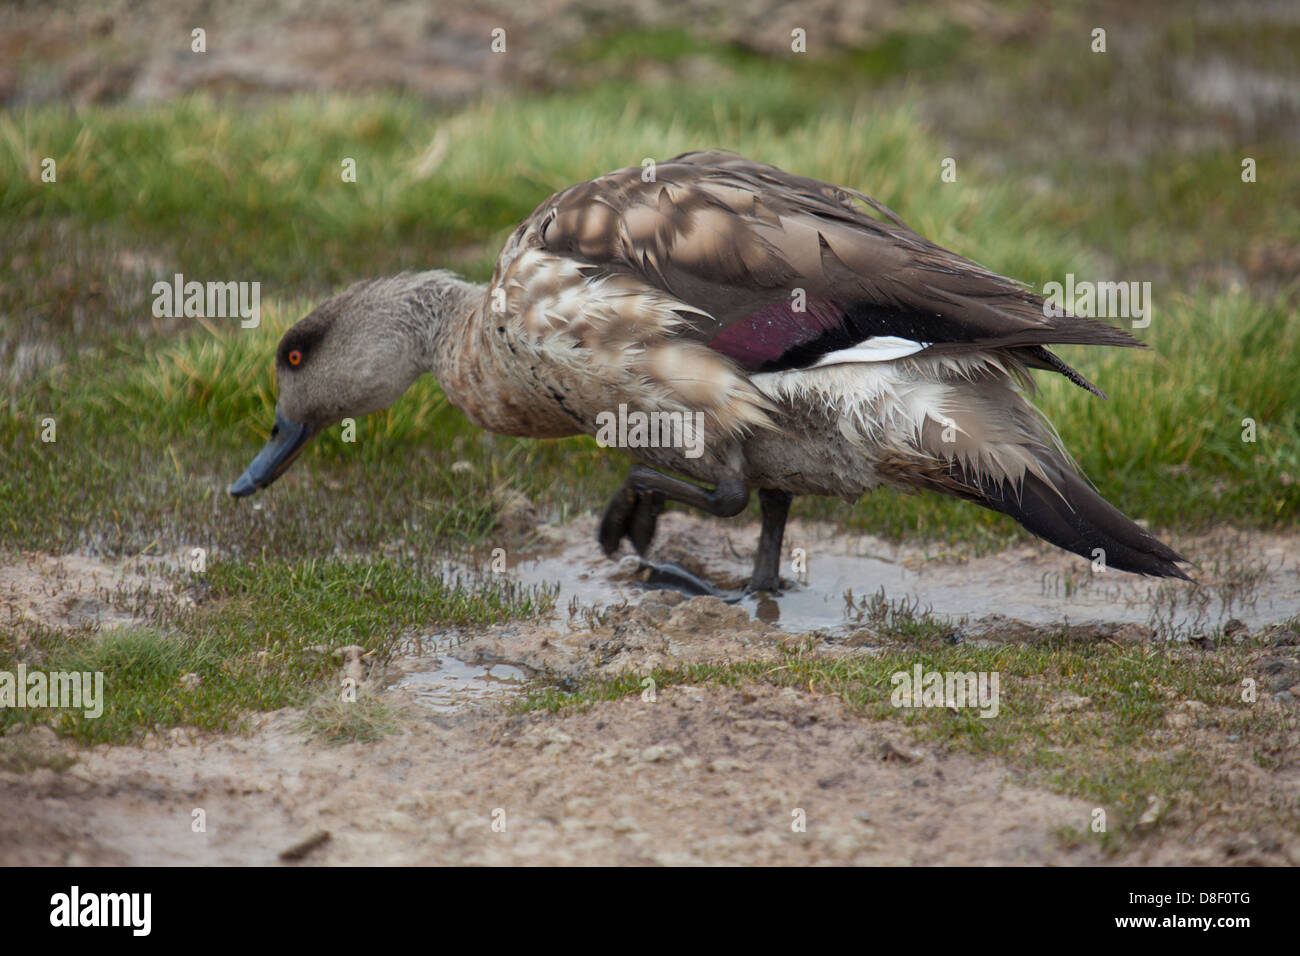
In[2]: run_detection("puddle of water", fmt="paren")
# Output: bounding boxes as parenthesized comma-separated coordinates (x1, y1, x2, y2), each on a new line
(754, 551, 1299, 636)
(395, 657, 526, 713)
(506, 538, 1300, 638)
(508, 552, 652, 615)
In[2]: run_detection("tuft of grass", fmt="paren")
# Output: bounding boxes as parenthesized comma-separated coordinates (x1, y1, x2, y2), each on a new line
(298, 696, 402, 746)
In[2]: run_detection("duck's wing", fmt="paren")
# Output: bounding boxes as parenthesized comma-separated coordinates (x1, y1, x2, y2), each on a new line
(533, 150, 1136, 392)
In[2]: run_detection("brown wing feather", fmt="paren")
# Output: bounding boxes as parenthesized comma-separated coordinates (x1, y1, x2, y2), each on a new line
(535, 151, 1141, 356)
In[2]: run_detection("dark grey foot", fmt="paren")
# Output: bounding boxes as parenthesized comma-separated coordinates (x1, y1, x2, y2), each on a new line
(599, 465, 748, 559)
(599, 483, 664, 557)
(638, 559, 721, 597)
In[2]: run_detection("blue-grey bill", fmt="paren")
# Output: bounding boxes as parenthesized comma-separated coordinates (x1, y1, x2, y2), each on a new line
(228, 410, 313, 497)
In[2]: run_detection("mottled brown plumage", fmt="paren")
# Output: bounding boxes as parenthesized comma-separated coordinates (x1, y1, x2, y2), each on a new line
(231, 151, 1190, 585)
(534, 152, 1138, 351)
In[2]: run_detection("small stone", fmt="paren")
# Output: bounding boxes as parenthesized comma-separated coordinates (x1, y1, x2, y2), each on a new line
(278, 829, 331, 862)
(29, 768, 58, 787)
(1267, 627, 1299, 647)
(525, 728, 573, 754)
(637, 601, 672, 625)
(642, 589, 685, 607)
(493, 487, 538, 536)
(639, 744, 681, 763)
(877, 740, 922, 763)
(1266, 663, 1300, 691)
(1051, 693, 1092, 712)
(708, 757, 752, 773)
(27, 725, 59, 748)
(1137, 795, 1163, 827)
(377, 810, 420, 834)
(1112, 624, 1154, 645)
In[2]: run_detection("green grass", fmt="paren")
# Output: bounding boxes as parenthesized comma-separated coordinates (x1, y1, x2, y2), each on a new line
(1058, 146, 1300, 289)
(0, 556, 554, 745)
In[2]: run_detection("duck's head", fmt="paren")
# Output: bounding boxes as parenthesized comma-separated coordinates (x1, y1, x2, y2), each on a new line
(228, 276, 435, 498)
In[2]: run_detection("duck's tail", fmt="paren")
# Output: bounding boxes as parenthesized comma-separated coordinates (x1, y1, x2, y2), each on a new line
(952, 456, 1191, 579)
(908, 373, 1191, 579)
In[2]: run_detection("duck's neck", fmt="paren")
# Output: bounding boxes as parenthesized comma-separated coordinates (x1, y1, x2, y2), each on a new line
(403, 270, 578, 438)
(402, 270, 485, 375)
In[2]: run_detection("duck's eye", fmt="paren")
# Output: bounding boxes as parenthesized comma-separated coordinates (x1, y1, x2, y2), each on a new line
(288, 349, 303, 367)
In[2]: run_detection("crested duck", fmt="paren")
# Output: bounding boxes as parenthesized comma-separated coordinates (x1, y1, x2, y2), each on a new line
(230, 151, 1189, 587)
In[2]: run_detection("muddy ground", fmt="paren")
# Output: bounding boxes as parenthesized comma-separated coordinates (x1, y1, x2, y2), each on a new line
(2, 514, 1296, 866)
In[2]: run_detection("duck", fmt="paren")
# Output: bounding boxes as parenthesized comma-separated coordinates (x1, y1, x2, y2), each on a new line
(229, 150, 1190, 587)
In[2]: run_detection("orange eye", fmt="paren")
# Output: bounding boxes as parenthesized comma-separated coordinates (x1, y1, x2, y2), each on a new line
(288, 349, 303, 367)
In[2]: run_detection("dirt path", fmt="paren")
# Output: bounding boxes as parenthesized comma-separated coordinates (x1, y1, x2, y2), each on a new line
(2, 519, 1297, 865)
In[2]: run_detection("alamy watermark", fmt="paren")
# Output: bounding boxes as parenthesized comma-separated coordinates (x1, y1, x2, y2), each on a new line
(0, 664, 104, 718)
(50, 886, 150, 936)
(1042, 273, 1151, 328)
(891, 664, 999, 718)
(594, 403, 706, 459)
(151, 273, 260, 328)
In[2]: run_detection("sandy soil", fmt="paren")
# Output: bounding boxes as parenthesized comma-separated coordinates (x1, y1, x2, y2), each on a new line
(2, 681, 1110, 866)
(1, 517, 1297, 866)
(0, 552, 184, 637)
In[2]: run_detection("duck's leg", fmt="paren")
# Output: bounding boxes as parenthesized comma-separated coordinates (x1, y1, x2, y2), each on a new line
(598, 481, 661, 558)
(749, 488, 793, 593)
(599, 465, 749, 558)
(626, 489, 664, 555)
